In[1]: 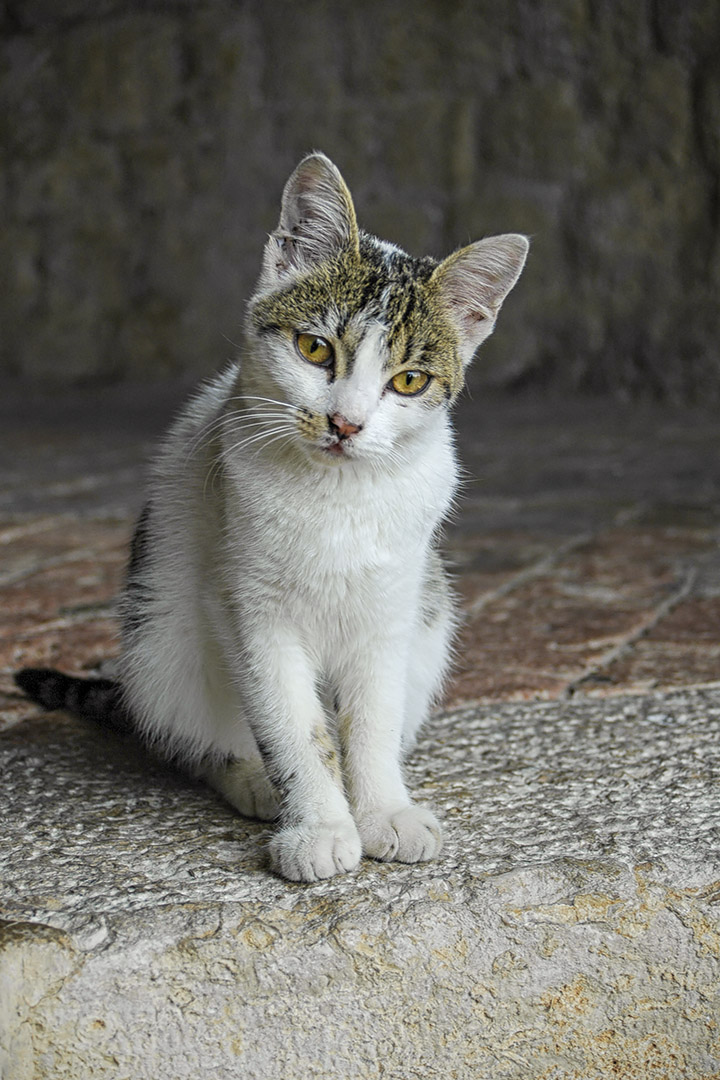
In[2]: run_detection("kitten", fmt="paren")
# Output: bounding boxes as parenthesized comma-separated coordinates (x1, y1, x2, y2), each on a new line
(16, 153, 527, 882)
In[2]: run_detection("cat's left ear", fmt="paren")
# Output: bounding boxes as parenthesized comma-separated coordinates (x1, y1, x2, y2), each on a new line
(260, 153, 360, 288)
(433, 234, 529, 365)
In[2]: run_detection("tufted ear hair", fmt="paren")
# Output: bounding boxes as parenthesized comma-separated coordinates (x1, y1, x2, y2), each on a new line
(433, 234, 529, 365)
(259, 153, 359, 289)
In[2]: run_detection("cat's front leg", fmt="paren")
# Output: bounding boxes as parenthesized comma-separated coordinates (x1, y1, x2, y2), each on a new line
(239, 621, 361, 882)
(337, 640, 443, 864)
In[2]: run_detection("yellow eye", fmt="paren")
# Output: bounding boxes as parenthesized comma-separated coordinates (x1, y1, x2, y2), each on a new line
(296, 333, 334, 367)
(390, 370, 431, 396)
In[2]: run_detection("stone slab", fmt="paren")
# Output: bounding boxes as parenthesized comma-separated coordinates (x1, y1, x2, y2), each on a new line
(2, 689, 719, 1078)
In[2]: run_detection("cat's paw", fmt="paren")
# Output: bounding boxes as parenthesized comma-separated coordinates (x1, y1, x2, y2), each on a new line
(357, 805, 443, 863)
(268, 818, 362, 882)
(205, 759, 281, 822)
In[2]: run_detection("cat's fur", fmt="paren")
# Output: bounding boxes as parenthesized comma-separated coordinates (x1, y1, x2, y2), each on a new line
(16, 154, 527, 881)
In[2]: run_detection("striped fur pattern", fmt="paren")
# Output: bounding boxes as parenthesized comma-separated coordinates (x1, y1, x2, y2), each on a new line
(16, 154, 528, 881)
(14, 668, 132, 732)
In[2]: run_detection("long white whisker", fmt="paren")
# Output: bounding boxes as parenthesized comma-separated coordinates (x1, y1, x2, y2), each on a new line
(230, 395, 299, 411)
(202, 421, 296, 499)
(226, 406, 297, 416)
(190, 409, 289, 445)
(195, 401, 299, 439)
(221, 429, 295, 472)
(221, 424, 296, 458)
(203, 457, 224, 502)
(250, 430, 295, 456)
(217, 414, 295, 430)
(186, 409, 299, 464)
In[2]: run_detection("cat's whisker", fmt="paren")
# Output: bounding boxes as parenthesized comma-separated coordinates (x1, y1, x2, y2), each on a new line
(188, 408, 285, 447)
(220, 413, 297, 431)
(187, 410, 298, 464)
(201, 421, 296, 499)
(224, 403, 299, 420)
(229, 395, 300, 412)
(185, 413, 249, 464)
(219, 429, 296, 475)
(202, 458, 223, 502)
(221, 422, 296, 459)
(187, 393, 299, 453)
(226, 407, 296, 417)
(247, 429, 296, 459)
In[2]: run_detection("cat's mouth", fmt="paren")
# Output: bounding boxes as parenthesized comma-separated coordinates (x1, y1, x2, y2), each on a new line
(297, 434, 351, 463)
(315, 435, 362, 462)
(324, 441, 347, 457)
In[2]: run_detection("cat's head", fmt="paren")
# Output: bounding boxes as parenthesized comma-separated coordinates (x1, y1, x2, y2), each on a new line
(242, 153, 528, 465)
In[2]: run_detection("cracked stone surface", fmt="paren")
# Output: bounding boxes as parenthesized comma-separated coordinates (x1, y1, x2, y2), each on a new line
(2, 387, 720, 1078)
(2, 692, 720, 1079)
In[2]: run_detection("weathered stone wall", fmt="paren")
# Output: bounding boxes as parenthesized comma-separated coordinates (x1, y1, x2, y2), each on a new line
(1, 0, 719, 397)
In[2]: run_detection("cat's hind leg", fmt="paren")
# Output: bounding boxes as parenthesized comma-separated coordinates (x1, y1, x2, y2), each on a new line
(200, 699, 281, 821)
(203, 749, 281, 822)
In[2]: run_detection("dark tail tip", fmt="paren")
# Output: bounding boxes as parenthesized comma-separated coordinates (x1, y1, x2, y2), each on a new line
(14, 668, 69, 711)
(15, 666, 135, 734)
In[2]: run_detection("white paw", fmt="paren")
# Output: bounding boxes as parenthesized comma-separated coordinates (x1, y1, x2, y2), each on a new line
(268, 818, 362, 882)
(357, 805, 443, 863)
(206, 759, 281, 822)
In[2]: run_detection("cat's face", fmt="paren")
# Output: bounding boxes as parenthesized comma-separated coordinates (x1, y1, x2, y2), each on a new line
(245, 240, 462, 464)
(237, 153, 528, 467)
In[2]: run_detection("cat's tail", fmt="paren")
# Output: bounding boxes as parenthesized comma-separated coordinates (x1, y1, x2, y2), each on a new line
(14, 668, 135, 735)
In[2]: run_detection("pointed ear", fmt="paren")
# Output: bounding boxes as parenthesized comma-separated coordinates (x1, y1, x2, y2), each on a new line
(259, 153, 359, 288)
(433, 234, 529, 365)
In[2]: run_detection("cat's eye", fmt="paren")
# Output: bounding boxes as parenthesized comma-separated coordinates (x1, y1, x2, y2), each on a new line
(390, 371, 431, 396)
(296, 332, 334, 367)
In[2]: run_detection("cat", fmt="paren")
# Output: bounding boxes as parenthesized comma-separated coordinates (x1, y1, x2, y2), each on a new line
(15, 153, 528, 882)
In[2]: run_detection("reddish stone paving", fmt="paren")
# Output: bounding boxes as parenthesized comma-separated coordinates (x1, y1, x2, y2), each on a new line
(1, 391, 719, 729)
(448, 521, 720, 705)
(0, 518, 131, 729)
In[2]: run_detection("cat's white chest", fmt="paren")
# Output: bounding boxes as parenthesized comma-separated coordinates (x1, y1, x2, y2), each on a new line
(222, 437, 456, 612)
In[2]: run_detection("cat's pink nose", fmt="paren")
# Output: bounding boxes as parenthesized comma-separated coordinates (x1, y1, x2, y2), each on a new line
(328, 413, 363, 440)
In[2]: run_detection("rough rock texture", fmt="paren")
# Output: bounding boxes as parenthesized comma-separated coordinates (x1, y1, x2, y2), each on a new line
(2, 693, 720, 1079)
(1, 0, 719, 398)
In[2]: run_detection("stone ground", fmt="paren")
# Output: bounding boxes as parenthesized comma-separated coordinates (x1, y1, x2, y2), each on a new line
(1, 385, 719, 1079)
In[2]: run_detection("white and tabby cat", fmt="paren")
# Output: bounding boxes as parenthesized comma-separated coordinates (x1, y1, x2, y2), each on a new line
(16, 154, 527, 881)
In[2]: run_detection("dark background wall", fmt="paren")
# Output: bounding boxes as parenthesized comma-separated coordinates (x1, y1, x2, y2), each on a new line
(1, 0, 719, 399)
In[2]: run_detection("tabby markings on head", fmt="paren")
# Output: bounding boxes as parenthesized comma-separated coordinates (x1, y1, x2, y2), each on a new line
(251, 233, 465, 402)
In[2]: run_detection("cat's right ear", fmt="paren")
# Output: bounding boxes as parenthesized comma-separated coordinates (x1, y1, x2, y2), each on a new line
(259, 154, 360, 289)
